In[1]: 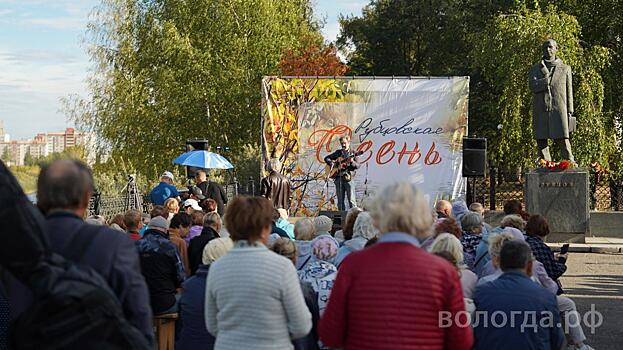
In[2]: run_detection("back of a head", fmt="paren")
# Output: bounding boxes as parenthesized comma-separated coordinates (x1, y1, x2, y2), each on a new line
(342, 207, 363, 241)
(37, 159, 94, 214)
(311, 235, 339, 262)
(203, 198, 217, 213)
(225, 196, 273, 242)
(468, 202, 484, 215)
(434, 217, 461, 239)
(352, 212, 379, 240)
(164, 198, 179, 213)
(150, 205, 168, 219)
(503, 200, 523, 215)
(270, 238, 298, 264)
(170, 212, 192, 229)
(429, 233, 464, 266)
(123, 209, 142, 231)
(203, 211, 222, 229)
(452, 200, 469, 220)
(369, 182, 432, 239)
(501, 214, 527, 231)
(499, 240, 533, 272)
(314, 215, 333, 236)
(525, 214, 549, 237)
(435, 199, 451, 213)
(191, 210, 205, 226)
(109, 213, 126, 229)
(294, 218, 315, 241)
(460, 212, 483, 233)
(488, 232, 516, 257)
(202, 237, 234, 265)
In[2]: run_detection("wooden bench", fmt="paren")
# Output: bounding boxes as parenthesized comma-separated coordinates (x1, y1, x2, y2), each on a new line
(153, 313, 178, 350)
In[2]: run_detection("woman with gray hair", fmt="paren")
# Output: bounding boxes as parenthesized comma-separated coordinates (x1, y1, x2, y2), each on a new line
(333, 212, 378, 268)
(319, 182, 473, 350)
(459, 212, 483, 271)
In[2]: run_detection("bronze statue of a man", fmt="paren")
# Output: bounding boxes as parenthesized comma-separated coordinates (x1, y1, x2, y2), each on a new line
(528, 39, 575, 162)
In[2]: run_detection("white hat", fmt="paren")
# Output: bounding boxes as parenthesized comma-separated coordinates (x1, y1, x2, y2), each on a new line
(183, 198, 202, 211)
(161, 171, 174, 181)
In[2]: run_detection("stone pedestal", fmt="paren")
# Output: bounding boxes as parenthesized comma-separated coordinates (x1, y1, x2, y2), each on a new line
(524, 169, 589, 241)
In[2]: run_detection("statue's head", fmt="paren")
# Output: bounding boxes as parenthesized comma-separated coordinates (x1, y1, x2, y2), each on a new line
(542, 39, 558, 60)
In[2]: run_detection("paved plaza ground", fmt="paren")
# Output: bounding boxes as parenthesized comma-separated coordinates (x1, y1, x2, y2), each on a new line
(561, 252, 623, 349)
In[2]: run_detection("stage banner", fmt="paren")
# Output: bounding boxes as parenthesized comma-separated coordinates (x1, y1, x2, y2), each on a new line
(261, 77, 469, 216)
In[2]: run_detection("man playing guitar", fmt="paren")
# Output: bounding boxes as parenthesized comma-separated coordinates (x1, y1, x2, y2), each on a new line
(324, 136, 360, 211)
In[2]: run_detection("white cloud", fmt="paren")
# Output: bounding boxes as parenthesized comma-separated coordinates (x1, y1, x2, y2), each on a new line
(23, 16, 86, 30)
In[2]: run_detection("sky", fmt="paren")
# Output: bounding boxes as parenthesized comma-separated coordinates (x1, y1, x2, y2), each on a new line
(0, 0, 366, 140)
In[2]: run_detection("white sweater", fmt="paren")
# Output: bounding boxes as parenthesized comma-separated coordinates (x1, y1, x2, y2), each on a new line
(205, 242, 312, 350)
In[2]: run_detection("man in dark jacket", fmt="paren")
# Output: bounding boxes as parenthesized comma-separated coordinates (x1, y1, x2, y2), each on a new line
(34, 159, 153, 344)
(195, 170, 227, 216)
(188, 212, 221, 275)
(474, 240, 564, 350)
(324, 136, 359, 211)
(260, 159, 291, 211)
(136, 216, 186, 315)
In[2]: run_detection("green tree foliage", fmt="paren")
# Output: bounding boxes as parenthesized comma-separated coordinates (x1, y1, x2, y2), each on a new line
(70, 0, 321, 183)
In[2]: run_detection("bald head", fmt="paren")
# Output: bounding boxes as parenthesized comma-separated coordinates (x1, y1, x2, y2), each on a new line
(37, 159, 94, 214)
(435, 200, 453, 218)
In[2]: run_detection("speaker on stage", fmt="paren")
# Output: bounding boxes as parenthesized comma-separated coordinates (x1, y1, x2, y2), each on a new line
(318, 210, 348, 232)
(463, 138, 487, 177)
(185, 139, 209, 179)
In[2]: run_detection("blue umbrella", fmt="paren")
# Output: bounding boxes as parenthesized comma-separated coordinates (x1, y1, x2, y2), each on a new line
(173, 150, 234, 169)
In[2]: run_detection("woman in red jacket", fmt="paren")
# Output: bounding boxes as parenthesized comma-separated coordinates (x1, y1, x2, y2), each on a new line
(319, 182, 474, 350)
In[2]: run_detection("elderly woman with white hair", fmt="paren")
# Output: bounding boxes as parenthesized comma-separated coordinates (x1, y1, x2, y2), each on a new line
(319, 182, 474, 350)
(459, 212, 484, 271)
(430, 233, 478, 299)
(333, 212, 378, 268)
(294, 218, 316, 270)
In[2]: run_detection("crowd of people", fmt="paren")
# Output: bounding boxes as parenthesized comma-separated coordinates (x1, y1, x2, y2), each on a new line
(0, 159, 594, 350)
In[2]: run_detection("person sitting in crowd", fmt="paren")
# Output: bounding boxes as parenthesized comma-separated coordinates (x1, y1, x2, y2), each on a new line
(188, 212, 221, 275)
(334, 212, 378, 268)
(474, 240, 564, 350)
(270, 208, 290, 238)
(452, 200, 470, 225)
(136, 216, 185, 315)
(294, 218, 316, 271)
(22, 159, 153, 344)
(108, 213, 126, 232)
(164, 198, 180, 222)
(275, 208, 295, 239)
(333, 207, 362, 243)
(195, 170, 228, 216)
(435, 199, 453, 219)
(149, 171, 180, 205)
(430, 233, 478, 299)
(271, 238, 320, 350)
(176, 237, 233, 350)
(299, 235, 339, 320)
(313, 215, 333, 238)
(183, 198, 202, 215)
(201, 198, 218, 213)
(319, 182, 473, 350)
(460, 212, 484, 270)
(185, 210, 205, 245)
(504, 199, 530, 221)
(205, 196, 311, 349)
(473, 214, 527, 276)
(168, 213, 192, 276)
(124, 209, 144, 241)
(421, 216, 462, 250)
(525, 214, 568, 295)
(469, 202, 492, 231)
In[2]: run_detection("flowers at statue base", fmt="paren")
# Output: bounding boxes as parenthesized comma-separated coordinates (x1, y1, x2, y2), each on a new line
(537, 159, 573, 171)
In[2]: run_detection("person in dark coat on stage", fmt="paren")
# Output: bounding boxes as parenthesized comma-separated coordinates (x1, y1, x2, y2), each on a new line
(260, 158, 291, 211)
(195, 170, 227, 216)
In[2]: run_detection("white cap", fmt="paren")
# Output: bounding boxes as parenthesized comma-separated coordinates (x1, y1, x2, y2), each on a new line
(161, 171, 174, 181)
(183, 198, 202, 211)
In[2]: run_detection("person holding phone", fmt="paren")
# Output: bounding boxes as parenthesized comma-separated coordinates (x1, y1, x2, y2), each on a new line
(524, 215, 568, 295)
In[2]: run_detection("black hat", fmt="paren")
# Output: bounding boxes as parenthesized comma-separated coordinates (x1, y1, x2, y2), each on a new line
(190, 186, 206, 200)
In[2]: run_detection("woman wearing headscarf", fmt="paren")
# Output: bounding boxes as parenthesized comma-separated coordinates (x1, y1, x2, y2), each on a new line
(333, 212, 378, 268)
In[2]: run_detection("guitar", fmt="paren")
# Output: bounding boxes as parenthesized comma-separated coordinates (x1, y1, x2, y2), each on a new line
(325, 150, 364, 180)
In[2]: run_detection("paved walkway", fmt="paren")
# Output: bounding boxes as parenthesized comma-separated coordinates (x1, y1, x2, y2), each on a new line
(561, 253, 623, 349)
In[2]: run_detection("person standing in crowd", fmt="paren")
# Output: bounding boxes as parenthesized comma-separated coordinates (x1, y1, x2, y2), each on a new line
(124, 209, 144, 241)
(294, 218, 316, 271)
(149, 171, 180, 205)
(34, 159, 153, 344)
(185, 210, 205, 245)
(164, 198, 180, 222)
(271, 238, 320, 350)
(261, 158, 292, 211)
(176, 238, 233, 350)
(460, 212, 484, 270)
(435, 199, 453, 219)
(334, 212, 378, 267)
(205, 196, 311, 350)
(319, 182, 473, 350)
(188, 212, 221, 275)
(430, 233, 478, 299)
(525, 214, 568, 295)
(183, 198, 203, 215)
(195, 170, 228, 216)
(474, 240, 564, 350)
(168, 213, 192, 276)
(136, 216, 185, 315)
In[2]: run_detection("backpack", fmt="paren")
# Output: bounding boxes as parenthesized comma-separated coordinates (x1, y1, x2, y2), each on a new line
(0, 160, 150, 350)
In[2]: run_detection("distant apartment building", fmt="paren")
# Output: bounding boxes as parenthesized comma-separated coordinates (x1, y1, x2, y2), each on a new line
(0, 127, 95, 166)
